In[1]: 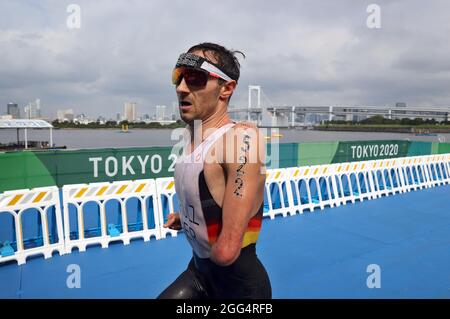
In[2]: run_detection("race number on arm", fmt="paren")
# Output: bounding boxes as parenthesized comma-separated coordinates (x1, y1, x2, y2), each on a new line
(209, 123, 265, 266)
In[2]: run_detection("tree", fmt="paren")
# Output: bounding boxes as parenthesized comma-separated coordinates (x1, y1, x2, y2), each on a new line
(361, 115, 385, 125)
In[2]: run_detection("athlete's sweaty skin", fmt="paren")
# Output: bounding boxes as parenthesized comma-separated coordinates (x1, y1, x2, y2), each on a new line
(159, 43, 271, 299)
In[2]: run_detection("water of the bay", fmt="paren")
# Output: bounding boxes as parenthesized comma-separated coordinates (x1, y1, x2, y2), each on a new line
(0, 128, 448, 149)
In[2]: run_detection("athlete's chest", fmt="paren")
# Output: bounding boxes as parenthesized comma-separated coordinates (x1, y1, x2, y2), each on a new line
(174, 152, 225, 203)
(202, 161, 226, 208)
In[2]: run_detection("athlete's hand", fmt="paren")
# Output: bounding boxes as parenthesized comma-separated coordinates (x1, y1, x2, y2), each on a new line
(164, 212, 182, 230)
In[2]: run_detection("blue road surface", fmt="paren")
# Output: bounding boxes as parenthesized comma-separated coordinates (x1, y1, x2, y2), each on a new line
(1, 185, 449, 298)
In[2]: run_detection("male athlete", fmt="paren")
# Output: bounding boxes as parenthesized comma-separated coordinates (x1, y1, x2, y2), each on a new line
(157, 42, 271, 299)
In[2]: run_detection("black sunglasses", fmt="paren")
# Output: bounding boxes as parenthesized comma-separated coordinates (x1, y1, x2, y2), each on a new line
(172, 67, 224, 87)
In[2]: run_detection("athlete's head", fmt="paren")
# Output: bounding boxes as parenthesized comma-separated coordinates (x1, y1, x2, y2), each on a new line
(173, 42, 244, 124)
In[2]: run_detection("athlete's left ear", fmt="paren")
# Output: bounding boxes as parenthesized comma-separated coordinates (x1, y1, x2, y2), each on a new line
(219, 80, 237, 100)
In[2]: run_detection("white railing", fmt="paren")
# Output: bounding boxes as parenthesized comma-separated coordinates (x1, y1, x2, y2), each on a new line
(1, 154, 449, 265)
(62, 179, 160, 253)
(155, 177, 179, 239)
(0, 186, 65, 265)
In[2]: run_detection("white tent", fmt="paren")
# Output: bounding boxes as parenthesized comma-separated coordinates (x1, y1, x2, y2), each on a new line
(0, 119, 54, 149)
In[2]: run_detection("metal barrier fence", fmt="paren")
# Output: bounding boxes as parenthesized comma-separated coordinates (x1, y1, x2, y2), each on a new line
(1, 154, 449, 265)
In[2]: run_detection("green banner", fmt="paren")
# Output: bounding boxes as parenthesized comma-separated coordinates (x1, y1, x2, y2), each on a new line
(407, 141, 432, 156)
(0, 147, 178, 193)
(0, 151, 56, 191)
(438, 142, 450, 154)
(331, 140, 410, 163)
(267, 143, 297, 169)
(52, 147, 177, 186)
(1, 140, 449, 193)
(297, 142, 339, 166)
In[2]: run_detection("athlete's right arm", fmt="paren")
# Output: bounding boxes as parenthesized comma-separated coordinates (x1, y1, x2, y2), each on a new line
(164, 212, 182, 230)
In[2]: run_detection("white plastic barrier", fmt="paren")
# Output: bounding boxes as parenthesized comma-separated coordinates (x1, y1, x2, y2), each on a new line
(411, 157, 428, 189)
(434, 155, 447, 184)
(155, 177, 179, 238)
(373, 160, 396, 197)
(333, 162, 359, 205)
(420, 156, 434, 189)
(384, 158, 405, 194)
(319, 165, 342, 208)
(284, 154, 450, 217)
(422, 157, 435, 188)
(400, 157, 430, 192)
(286, 165, 336, 214)
(308, 165, 334, 210)
(0, 186, 65, 265)
(2, 153, 450, 265)
(398, 158, 416, 192)
(377, 159, 396, 194)
(439, 154, 450, 183)
(428, 155, 447, 187)
(62, 179, 160, 253)
(285, 166, 310, 214)
(352, 161, 372, 203)
(264, 168, 294, 219)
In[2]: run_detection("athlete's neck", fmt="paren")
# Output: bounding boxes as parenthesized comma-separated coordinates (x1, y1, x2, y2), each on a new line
(188, 108, 233, 143)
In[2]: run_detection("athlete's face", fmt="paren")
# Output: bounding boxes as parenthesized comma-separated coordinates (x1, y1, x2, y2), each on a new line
(175, 50, 223, 124)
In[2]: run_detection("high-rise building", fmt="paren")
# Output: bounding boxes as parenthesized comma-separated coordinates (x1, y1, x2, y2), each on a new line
(74, 113, 90, 124)
(97, 116, 106, 124)
(156, 105, 166, 121)
(7, 103, 19, 119)
(57, 109, 74, 122)
(24, 99, 41, 119)
(124, 102, 137, 122)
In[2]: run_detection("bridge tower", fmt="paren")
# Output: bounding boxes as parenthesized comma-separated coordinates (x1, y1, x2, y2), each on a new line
(248, 85, 261, 121)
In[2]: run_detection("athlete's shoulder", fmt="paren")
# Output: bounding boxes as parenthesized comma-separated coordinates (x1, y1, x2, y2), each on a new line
(220, 121, 265, 166)
(222, 121, 259, 141)
(230, 121, 262, 137)
(232, 121, 258, 130)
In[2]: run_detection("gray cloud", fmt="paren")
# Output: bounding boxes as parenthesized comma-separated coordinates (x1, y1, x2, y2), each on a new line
(0, 0, 449, 119)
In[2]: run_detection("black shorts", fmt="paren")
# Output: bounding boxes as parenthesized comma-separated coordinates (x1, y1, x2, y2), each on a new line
(157, 244, 272, 299)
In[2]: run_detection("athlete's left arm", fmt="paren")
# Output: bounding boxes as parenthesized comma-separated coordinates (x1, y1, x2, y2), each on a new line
(210, 124, 266, 266)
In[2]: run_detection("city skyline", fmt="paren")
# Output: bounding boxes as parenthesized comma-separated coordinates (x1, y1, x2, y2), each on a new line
(2, 99, 179, 122)
(1, 1, 450, 118)
(3, 98, 450, 124)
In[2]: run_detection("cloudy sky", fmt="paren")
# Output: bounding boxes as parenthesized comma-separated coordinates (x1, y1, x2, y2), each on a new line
(1, 0, 449, 119)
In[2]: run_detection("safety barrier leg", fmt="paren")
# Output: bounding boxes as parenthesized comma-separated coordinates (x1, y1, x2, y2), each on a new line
(366, 169, 378, 200)
(421, 160, 433, 189)
(436, 162, 445, 186)
(415, 164, 426, 190)
(329, 173, 341, 207)
(432, 161, 443, 186)
(155, 178, 179, 239)
(442, 160, 450, 184)
(408, 166, 420, 191)
(287, 179, 303, 215)
(336, 174, 351, 205)
(400, 165, 413, 192)
(350, 172, 364, 202)
(319, 175, 336, 209)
